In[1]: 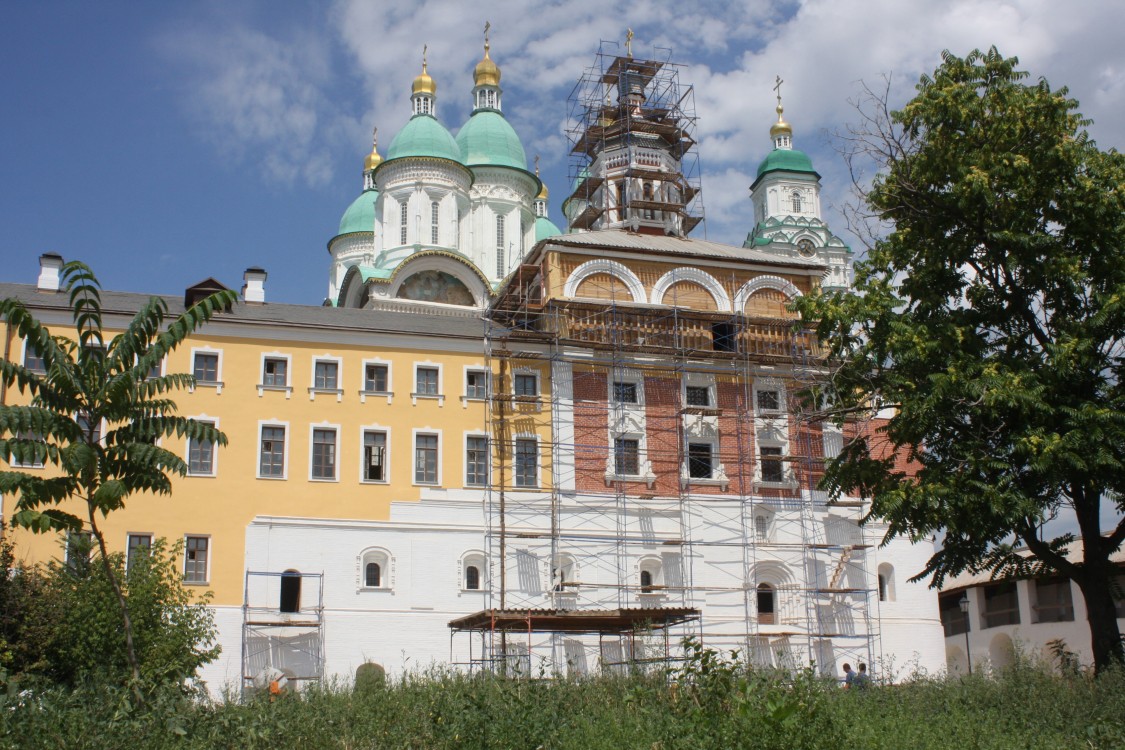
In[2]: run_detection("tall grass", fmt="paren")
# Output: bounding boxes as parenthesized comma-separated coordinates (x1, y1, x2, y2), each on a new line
(2, 657, 1123, 749)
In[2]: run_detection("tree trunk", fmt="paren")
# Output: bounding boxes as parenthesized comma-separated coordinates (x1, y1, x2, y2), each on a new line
(86, 502, 144, 696)
(1073, 564, 1125, 674)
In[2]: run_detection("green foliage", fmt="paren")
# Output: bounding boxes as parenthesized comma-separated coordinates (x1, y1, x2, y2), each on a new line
(1, 659, 1124, 749)
(795, 47, 1125, 670)
(353, 661, 386, 694)
(0, 535, 218, 691)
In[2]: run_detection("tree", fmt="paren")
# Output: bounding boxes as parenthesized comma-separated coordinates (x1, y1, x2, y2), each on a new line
(796, 48, 1125, 672)
(0, 261, 235, 688)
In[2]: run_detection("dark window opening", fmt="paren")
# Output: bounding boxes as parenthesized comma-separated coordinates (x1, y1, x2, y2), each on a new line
(757, 583, 776, 624)
(688, 443, 713, 479)
(712, 322, 738, 352)
(465, 565, 480, 590)
(280, 570, 301, 613)
(365, 562, 381, 588)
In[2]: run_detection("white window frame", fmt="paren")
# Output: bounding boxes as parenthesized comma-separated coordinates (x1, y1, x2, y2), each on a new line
(309, 355, 344, 402)
(359, 425, 391, 484)
(257, 420, 289, 480)
(358, 547, 394, 591)
(683, 373, 716, 410)
(464, 432, 489, 487)
(459, 550, 489, 593)
(610, 375, 644, 407)
(257, 352, 292, 398)
(754, 439, 794, 488)
(309, 423, 340, 482)
(413, 428, 442, 486)
(186, 414, 219, 477)
(189, 346, 224, 394)
(637, 555, 665, 599)
(8, 430, 46, 469)
(125, 532, 153, 572)
(612, 435, 641, 476)
(412, 362, 444, 406)
(20, 339, 46, 374)
(754, 381, 786, 415)
(183, 534, 211, 585)
(682, 437, 729, 489)
(513, 434, 540, 489)
(513, 371, 539, 398)
(359, 358, 393, 404)
(753, 507, 775, 543)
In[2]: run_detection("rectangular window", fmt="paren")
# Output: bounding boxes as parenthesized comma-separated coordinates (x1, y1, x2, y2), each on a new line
(184, 536, 209, 584)
(1034, 579, 1074, 623)
(311, 428, 337, 480)
(76, 412, 102, 446)
(688, 443, 713, 479)
(193, 352, 219, 383)
(685, 385, 711, 407)
(431, 201, 440, 244)
(515, 438, 537, 487)
(365, 364, 388, 392)
(760, 446, 784, 483)
(613, 381, 638, 404)
(415, 434, 439, 484)
(9, 431, 45, 468)
(496, 215, 505, 277)
(146, 360, 163, 380)
(416, 366, 439, 396)
(23, 342, 45, 373)
(466, 370, 488, 400)
(363, 431, 387, 482)
(982, 582, 1021, 628)
(400, 201, 409, 245)
(466, 436, 489, 486)
(263, 357, 288, 386)
(126, 533, 152, 571)
(259, 425, 286, 478)
(757, 389, 781, 412)
(188, 422, 215, 476)
(712, 322, 737, 353)
(514, 373, 538, 397)
(614, 438, 640, 476)
(314, 360, 339, 390)
(65, 530, 92, 573)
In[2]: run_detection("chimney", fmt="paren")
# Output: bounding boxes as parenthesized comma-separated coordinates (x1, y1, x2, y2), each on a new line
(37, 253, 63, 292)
(242, 267, 267, 304)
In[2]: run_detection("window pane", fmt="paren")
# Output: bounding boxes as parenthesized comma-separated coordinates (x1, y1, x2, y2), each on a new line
(465, 565, 480, 590)
(315, 361, 338, 390)
(185, 536, 209, 583)
(260, 426, 285, 477)
(193, 353, 218, 382)
(365, 364, 388, 392)
(466, 436, 488, 486)
(188, 422, 215, 475)
(688, 443, 712, 479)
(23, 342, 45, 373)
(515, 439, 537, 487)
(417, 368, 439, 395)
(760, 446, 783, 483)
(685, 385, 710, 407)
(312, 429, 336, 479)
(365, 562, 381, 587)
(415, 434, 438, 483)
(614, 438, 639, 475)
(613, 381, 637, 404)
(757, 390, 781, 412)
(263, 358, 287, 386)
(364, 431, 387, 482)
(126, 534, 152, 571)
(514, 374, 537, 396)
(466, 371, 487, 399)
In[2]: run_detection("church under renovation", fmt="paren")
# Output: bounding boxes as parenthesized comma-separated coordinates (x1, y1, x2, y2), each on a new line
(0, 35, 946, 693)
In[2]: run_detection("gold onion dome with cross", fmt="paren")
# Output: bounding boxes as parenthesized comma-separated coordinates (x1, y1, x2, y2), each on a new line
(412, 59, 436, 96)
(474, 40, 501, 87)
(770, 102, 792, 139)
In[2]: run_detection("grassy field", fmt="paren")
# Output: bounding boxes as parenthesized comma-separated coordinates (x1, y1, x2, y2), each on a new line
(3, 657, 1123, 749)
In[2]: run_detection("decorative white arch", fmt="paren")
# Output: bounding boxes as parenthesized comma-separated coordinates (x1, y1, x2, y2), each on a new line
(650, 267, 731, 311)
(387, 253, 490, 308)
(563, 259, 646, 303)
(733, 275, 802, 313)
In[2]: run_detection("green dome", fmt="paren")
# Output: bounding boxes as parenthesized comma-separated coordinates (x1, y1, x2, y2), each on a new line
(535, 215, 562, 242)
(455, 111, 527, 169)
(337, 188, 378, 236)
(386, 115, 463, 163)
(755, 148, 817, 179)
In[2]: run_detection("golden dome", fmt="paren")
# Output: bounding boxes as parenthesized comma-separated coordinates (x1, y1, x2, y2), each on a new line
(412, 50, 436, 96)
(364, 132, 383, 171)
(474, 42, 501, 88)
(770, 103, 792, 138)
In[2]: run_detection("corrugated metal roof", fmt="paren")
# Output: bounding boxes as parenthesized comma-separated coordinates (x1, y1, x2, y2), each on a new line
(543, 229, 826, 269)
(0, 283, 485, 339)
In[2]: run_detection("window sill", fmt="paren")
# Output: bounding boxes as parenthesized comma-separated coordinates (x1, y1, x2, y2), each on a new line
(189, 381, 224, 395)
(257, 474, 287, 481)
(359, 389, 394, 405)
(183, 580, 210, 587)
(308, 387, 344, 402)
(411, 393, 445, 406)
(605, 473, 657, 488)
(753, 480, 799, 490)
(186, 472, 216, 478)
(413, 481, 441, 487)
(461, 588, 490, 594)
(310, 477, 338, 483)
(257, 384, 292, 398)
(361, 478, 389, 485)
(359, 586, 393, 593)
(681, 476, 729, 491)
(461, 396, 487, 408)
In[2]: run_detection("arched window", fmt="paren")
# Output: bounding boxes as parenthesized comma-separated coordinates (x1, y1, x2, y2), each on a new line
(640, 570, 654, 592)
(361, 548, 391, 590)
(496, 214, 505, 277)
(552, 553, 577, 592)
(755, 514, 768, 542)
(465, 565, 480, 590)
(461, 551, 488, 591)
(365, 562, 381, 588)
(642, 182, 655, 220)
(280, 570, 301, 613)
(791, 191, 802, 213)
(638, 556, 662, 595)
(877, 563, 896, 602)
(757, 583, 776, 624)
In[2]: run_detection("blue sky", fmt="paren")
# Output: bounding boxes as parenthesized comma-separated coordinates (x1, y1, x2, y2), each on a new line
(3, 0, 1123, 305)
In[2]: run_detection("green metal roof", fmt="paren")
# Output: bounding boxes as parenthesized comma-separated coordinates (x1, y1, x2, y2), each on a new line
(386, 114, 463, 163)
(535, 215, 562, 242)
(455, 110, 527, 170)
(755, 148, 817, 179)
(336, 189, 378, 236)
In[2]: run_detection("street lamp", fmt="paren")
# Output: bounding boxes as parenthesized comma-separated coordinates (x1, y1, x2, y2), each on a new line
(959, 593, 972, 675)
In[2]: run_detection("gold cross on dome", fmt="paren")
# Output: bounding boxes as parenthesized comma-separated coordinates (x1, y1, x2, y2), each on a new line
(625, 28, 634, 58)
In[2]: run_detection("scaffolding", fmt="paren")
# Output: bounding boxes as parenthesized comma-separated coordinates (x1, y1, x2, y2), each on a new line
(241, 570, 325, 695)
